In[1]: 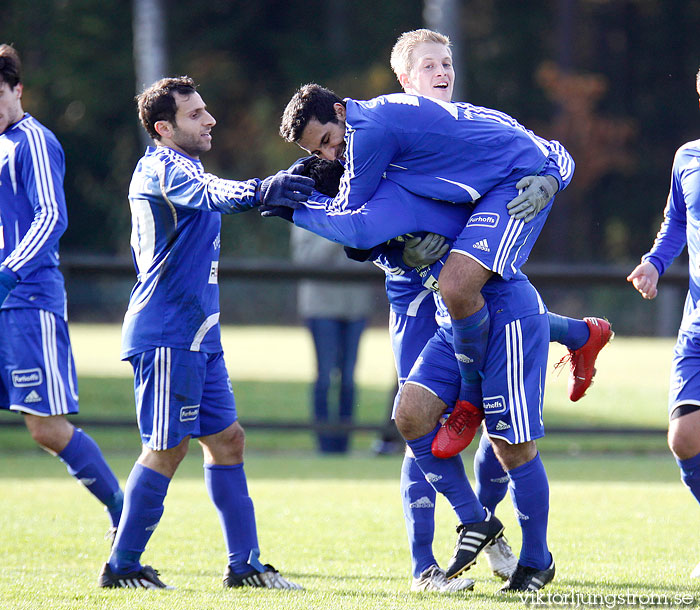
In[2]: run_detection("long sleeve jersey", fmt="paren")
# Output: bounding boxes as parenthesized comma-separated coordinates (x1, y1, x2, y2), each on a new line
(298, 179, 545, 330)
(121, 146, 260, 358)
(330, 93, 574, 213)
(0, 113, 68, 318)
(643, 139, 700, 334)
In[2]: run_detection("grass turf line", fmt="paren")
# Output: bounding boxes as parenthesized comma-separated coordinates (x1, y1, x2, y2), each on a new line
(0, 454, 698, 610)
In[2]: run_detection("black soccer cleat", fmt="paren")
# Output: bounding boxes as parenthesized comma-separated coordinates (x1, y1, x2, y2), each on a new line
(98, 562, 173, 589)
(224, 563, 303, 589)
(445, 509, 505, 579)
(499, 559, 555, 592)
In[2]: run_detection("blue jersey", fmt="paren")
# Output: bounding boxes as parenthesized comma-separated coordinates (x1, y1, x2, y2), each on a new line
(293, 178, 471, 250)
(0, 114, 68, 318)
(332, 94, 573, 213)
(377, 242, 546, 331)
(372, 249, 437, 316)
(301, 175, 545, 331)
(643, 139, 700, 334)
(121, 146, 260, 358)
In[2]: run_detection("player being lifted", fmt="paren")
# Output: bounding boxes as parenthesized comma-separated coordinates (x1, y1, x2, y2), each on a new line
(627, 66, 700, 580)
(385, 28, 613, 590)
(274, 30, 608, 588)
(0, 44, 124, 538)
(98, 76, 313, 590)
(277, 65, 576, 589)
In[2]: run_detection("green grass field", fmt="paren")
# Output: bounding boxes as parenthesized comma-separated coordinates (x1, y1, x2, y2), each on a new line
(1, 325, 698, 609)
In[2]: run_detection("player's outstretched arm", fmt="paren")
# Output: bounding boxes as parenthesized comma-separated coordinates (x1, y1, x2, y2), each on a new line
(627, 260, 660, 300)
(257, 170, 314, 208)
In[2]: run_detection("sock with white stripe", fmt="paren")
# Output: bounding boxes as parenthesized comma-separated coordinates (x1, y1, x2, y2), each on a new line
(406, 425, 486, 525)
(58, 428, 123, 527)
(547, 313, 589, 351)
(473, 433, 509, 514)
(204, 463, 262, 574)
(109, 463, 170, 574)
(507, 453, 551, 570)
(677, 453, 700, 505)
(451, 304, 490, 384)
(401, 454, 437, 577)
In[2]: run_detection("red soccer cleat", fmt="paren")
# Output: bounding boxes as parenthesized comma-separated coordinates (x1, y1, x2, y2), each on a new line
(560, 317, 614, 402)
(431, 400, 484, 459)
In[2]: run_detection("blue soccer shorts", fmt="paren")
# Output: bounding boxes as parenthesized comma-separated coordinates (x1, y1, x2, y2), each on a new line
(405, 313, 549, 444)
(389, 308, 439, 418)
(668, 330, 700, 417)
(451, 177, 553, 281)
(128, 347, 237, 450)
(0, 308, 79, 416)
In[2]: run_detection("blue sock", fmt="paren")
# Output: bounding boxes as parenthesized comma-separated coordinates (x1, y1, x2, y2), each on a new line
(109, 463, 170, 574)
(204, 463, 262, 574)
(677, 453, 700, 505)
(508, 453, 551, 570)
(58, 428, 123, 527)
(406, 426, 485, 524)
(401, 454, 437, 577)
(451, 304, 490, 384)
(473, 434, 509, 514)
(547, 313, 590, 351)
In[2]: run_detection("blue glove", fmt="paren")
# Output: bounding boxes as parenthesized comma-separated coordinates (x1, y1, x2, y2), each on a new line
(258, 170, 314, 209)
(0, 271, 18, 306)
(259, 204, 294, 222)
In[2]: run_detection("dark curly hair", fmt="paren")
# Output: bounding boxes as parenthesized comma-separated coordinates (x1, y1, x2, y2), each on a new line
(0, 44, 22, 88)
(298, 156, 344, 197)
(136, 76, 197, 140)
(279, 83, 343, 143)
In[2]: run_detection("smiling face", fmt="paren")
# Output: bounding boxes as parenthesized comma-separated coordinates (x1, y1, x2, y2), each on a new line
(0, 80, 23, 134)
(296, 103, 347, 161)
(155, 91, 216, 159)
(400, 41, 454, 103)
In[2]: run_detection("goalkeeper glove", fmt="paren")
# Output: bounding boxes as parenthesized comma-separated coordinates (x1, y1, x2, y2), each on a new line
(402, 233, 450, 268)
(506, 175, 559, 223)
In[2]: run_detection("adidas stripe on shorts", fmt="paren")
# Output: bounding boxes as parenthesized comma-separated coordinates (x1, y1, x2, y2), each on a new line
(405, 313, 549, 444)
(0, 308, 79, 416)
(668, 329, 700, 417)
(128, 347, 237, 450)
(450, 177, 553, 281)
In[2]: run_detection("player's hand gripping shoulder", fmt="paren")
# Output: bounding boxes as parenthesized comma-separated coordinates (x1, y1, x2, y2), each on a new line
(506, 175, 559, 223)
(627, 260, 660, 300)
(402, 233, 450, 268)
(257, 167, 314, 209)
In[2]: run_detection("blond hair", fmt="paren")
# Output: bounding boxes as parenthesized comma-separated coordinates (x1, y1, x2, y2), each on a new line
(390, 29, 451, 82)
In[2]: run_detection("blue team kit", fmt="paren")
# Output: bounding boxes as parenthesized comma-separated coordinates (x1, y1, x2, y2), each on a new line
(291, 93, 573, 437)
(122, 146, 260, 444)
(0, 114, 75, 414)
(643, 140, 700, 416)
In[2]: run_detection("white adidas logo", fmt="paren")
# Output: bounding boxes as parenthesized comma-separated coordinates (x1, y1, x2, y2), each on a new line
(425, 472, 443, 484)
(24, 390, 42, 404)
(455, 353, 474, 364)
(496, 420, 510, 431)
(473, 239, 490, 252)
(515, 508, 530, 521)
(409, 496, 435, 509)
